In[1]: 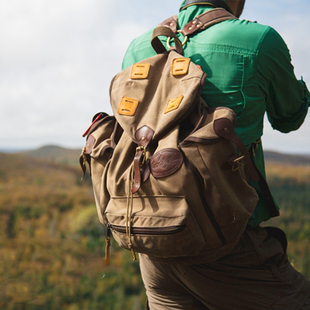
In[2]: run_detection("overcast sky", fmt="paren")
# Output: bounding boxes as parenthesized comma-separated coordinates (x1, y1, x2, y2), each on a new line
(0, 0, 309, 154)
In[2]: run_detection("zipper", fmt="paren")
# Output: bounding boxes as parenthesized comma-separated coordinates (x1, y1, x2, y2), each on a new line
(109, 223, 186, 236)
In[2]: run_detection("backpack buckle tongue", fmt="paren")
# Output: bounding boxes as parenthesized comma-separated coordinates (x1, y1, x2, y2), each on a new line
(131, 126, 154, 194)
(132, 146, 147, 194)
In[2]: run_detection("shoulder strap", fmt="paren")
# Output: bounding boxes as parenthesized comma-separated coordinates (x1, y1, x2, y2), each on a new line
(154, 8, 236, 54)
(160, 8, 236, 37)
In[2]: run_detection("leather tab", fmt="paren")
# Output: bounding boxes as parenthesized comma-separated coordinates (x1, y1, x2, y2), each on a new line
(132, 149, 145, 193)
(150, 148, 183, 178)
(159, 15, 178, 33)
(213, 118, 259, 182)
(132, 126, 154, 193)
(182, 18, 203, 36)
(85, 135, 95, 154)
(182, 8, 237, 37)
(135, 126, 154, 146)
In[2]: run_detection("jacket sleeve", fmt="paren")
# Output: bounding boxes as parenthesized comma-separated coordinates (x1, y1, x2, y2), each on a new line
(256, 27, 309, 133)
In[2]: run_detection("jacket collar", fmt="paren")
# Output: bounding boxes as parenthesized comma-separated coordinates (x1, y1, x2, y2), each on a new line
(180, 0, 232, 13)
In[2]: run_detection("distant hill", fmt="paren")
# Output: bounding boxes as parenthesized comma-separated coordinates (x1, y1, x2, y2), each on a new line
(264, 151, 310, 166)
(19, 145, 81, 166)
(14, 145, 310, 167)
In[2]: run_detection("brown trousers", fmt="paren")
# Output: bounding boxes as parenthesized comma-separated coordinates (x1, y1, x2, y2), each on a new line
(140, 227, 310, 310)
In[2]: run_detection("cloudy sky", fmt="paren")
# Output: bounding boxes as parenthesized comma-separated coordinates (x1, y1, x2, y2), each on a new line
(1, 0, 309, 154)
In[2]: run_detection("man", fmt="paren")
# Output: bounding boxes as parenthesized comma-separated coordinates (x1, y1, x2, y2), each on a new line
(122, 0, 310, 309)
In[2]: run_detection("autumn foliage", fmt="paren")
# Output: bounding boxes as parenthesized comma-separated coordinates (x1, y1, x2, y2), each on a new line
(0, 149, 309, 309)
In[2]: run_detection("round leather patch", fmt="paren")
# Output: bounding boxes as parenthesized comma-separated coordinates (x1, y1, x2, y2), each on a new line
(150, 148, 183, 178)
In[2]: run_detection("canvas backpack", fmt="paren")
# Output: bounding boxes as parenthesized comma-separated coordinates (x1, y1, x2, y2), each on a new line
(80, 8, 278, 265)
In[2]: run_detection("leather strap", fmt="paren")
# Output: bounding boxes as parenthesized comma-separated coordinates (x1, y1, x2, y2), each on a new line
(214, 118, 279, 218)
(151, 25, 183, 54)
(213, 117, 260, 182)
(132, 148, 145, 193)
(132, 126, 154, 193)
(156, 8, 236, 54)
(160, 15, 178, 33)
(181, 8, 236, 36)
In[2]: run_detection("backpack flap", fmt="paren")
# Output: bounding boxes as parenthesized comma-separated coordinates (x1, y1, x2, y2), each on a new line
(109, 50, 207, 143)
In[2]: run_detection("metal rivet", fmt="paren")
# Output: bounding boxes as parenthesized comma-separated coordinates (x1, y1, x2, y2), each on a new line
(189, 26, 193, 30)
(224, 128, 229, 133)
(170, 22, 174, 26)
(141, 137, 146, 141)
(192, 20, 197, 24)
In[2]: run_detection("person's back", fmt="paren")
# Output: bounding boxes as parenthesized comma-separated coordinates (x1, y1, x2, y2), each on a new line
(122, 1, 309, 228)
(120, 0, 310, 309)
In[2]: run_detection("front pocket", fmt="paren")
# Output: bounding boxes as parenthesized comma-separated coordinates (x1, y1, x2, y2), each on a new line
(110, 224, 186, 236)
(105, 196, 205, 258)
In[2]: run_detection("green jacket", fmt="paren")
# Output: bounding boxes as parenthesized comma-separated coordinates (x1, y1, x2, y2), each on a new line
(121, 2, 310, 227)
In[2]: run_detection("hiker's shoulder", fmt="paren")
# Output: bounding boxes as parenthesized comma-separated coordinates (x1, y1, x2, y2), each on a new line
(122, 28, 156, 69)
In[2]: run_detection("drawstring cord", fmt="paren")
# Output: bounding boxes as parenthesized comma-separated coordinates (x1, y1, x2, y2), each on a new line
(126, 164, 137, 261)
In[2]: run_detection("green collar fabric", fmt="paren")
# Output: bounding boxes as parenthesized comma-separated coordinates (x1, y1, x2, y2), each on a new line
(179, 0, 229, 12)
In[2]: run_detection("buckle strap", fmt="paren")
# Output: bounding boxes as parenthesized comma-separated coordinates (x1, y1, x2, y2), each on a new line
(160, 15, 178, 33)
(156, 8, 237, 54)
(213, 117, 260, 182)
(182, 8, 237, 36)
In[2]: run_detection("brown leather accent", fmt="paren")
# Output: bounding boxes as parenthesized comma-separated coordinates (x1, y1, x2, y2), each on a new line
(221, 154, 242, 171)
(132, 149, 144, 194)
(151, 26, 183, 55)
(79, 151, 87, 180)
(150, 148, 183, 178)
(142, 161, 151, 182)
(182, 8, 237, 36)
(159, 15, 178, 33)
(85, 135, 95, 154)
(132, 126, 155, 193)
(213, 118, 259, 182)
(79, 148, 91, 180)
(135, 126, 154, 146)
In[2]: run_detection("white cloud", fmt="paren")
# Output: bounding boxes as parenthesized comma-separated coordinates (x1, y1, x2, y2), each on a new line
(0, 0, 309, 153)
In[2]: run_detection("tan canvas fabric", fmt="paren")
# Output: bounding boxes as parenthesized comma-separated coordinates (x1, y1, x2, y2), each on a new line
(80, 47, 260, 264)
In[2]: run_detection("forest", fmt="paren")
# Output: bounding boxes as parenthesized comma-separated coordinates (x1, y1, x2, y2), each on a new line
(0, 146, 309, 310)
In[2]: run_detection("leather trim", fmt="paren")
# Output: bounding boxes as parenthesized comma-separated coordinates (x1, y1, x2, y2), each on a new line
(182, 8, 236, 36)
(213, 118, 259, 182)
(150, 148, 183, 178)
(85, 135, 95, 154)
(132, 126, 155, 193)
(159, 15, 178, 33)
(132, 149, 144, 194)
(135, 126, 154, 146)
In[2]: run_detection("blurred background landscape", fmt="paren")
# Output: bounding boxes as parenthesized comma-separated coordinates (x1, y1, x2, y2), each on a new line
(1, 0, 310, 309)
(0, 146, 309, 309)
